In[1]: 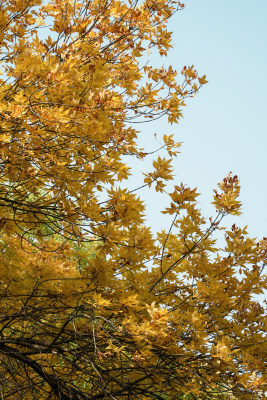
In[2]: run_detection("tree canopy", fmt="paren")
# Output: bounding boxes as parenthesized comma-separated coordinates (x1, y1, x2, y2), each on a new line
(0, 0, 266, 399)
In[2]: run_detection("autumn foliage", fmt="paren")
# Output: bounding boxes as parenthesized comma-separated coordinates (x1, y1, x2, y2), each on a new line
(0, 0, 266, 399)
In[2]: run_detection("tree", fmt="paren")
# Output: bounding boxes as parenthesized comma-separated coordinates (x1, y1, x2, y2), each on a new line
(0, 0, 266, 399)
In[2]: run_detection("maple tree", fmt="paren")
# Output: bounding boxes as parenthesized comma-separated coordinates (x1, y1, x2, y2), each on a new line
(0, 0, 266, 399)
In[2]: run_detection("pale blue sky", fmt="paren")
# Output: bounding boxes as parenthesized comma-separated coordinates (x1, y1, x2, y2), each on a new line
(136, 0, 267, 241)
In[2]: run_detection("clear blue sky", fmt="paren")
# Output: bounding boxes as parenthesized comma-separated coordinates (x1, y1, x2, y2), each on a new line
(136, 0, 267, 241)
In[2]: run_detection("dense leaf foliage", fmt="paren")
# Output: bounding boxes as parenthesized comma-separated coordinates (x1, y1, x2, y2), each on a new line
(0, 1, 266, 399)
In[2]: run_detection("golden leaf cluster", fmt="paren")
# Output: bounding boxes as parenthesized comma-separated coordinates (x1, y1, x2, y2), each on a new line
(0, 1, 266, 399)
